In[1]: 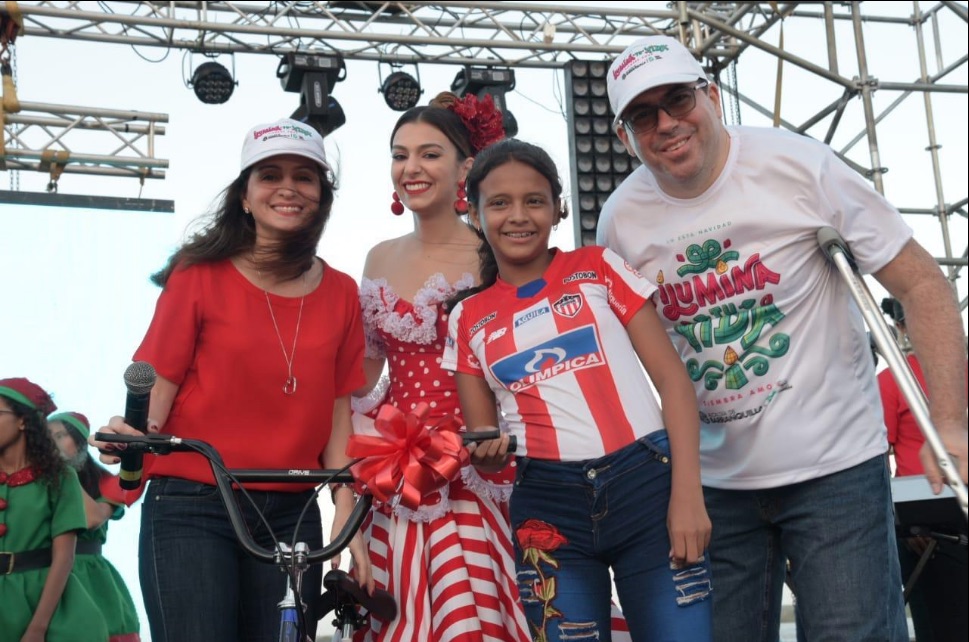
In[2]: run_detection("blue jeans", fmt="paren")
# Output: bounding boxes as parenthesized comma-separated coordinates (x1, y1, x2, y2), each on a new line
(510, 430, 712, 642)
(139, 477, 324, 642)
(704, 454, 908, 642)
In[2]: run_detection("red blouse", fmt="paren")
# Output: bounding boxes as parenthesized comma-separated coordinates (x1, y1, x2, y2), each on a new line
(135, 259, 365, 490)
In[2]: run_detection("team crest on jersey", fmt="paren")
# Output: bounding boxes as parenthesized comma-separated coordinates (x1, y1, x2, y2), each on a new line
(552, 294, 583, 318)
(491, 325, 604, 392)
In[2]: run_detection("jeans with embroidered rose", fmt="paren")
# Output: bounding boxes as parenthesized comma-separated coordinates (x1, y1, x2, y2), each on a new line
(509, 430, 712, 642)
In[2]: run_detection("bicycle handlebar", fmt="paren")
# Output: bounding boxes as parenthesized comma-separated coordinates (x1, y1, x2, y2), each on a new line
(94, 431, 372, 564)
(460, 429, 518, 452)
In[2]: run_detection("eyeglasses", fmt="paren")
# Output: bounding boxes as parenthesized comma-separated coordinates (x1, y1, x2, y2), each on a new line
(620, 81, 709, 134)
(0, 409, 17, 416)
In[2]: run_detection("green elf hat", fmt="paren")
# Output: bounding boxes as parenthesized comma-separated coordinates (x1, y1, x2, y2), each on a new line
(0, 377, 57, 415)
(48, 411, 91, 441)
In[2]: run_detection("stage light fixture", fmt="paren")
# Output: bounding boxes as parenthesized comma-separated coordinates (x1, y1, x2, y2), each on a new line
(186, 56, 236, 105)
(451, 66, 519, 138)
(565, 59, 641, 246)
(277, 52, 348, 138)
(380, 65, 423, 111)
(278, 52, 346, 92)
(290, 96, 347, 139)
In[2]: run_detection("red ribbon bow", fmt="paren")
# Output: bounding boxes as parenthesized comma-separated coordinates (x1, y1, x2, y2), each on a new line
(347, 403, 468, 511)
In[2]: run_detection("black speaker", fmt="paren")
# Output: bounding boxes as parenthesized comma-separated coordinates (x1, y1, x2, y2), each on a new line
(565, 60, 640, 247)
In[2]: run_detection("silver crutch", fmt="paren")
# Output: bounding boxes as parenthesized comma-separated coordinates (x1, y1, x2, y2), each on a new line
(817, 226, 968, 521)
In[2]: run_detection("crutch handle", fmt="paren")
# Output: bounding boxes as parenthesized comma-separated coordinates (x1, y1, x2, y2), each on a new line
(816, 226, 853, 264)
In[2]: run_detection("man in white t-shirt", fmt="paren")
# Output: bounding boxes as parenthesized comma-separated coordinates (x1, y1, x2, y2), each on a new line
(597, 35, 968, 642)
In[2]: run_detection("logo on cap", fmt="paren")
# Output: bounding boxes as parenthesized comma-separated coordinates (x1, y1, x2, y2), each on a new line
(613, 43, 671, 81)
(253, 123, 315, 141)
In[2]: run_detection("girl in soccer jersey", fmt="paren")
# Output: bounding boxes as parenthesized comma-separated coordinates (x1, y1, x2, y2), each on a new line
(442, 139, 713, 642)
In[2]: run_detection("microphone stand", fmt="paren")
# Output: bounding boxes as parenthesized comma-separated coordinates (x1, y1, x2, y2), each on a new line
(816, 226, 968, 522)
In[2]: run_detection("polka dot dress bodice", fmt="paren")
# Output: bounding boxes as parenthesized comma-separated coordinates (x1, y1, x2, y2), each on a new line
(360, 273, 475, 423)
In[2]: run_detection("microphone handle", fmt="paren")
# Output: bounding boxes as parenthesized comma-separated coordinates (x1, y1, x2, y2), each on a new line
(118, 392, 151, 490)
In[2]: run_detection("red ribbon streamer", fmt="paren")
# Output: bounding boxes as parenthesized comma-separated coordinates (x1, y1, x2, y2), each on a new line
(347, 403, 468, 511)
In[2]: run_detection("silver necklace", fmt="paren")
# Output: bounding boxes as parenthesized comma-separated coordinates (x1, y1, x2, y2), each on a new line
(261, 269, 307, 395)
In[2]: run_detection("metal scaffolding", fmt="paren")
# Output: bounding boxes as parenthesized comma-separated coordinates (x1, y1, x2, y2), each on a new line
(2, 1, 967, 306)
(1, 102, 168, 182)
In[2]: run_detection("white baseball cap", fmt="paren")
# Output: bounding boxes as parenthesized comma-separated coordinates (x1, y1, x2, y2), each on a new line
(607, 36, 707, 128)
(240, 118, 328, 172)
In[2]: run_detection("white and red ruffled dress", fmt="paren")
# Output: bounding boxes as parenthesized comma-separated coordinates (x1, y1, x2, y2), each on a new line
(352, 274, 531, 642)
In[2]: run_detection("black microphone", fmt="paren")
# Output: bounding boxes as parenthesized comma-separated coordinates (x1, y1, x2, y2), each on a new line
(118, 361, 157, 490)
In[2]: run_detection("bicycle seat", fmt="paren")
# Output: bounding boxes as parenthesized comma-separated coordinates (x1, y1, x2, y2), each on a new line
(314, 569, 397, 622)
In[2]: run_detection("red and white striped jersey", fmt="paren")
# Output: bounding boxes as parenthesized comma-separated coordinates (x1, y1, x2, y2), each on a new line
(443, 246, 665, 461)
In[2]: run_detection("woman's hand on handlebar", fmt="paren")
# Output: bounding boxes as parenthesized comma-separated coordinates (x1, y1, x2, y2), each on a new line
(343, 529, 373, 595)
(90, 415, 161, 465)
(330, 488, 375, 595)
(466, 425, 512, 474)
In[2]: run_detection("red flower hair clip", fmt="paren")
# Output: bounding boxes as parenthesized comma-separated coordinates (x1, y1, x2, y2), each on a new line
(448, 93, 506, 154)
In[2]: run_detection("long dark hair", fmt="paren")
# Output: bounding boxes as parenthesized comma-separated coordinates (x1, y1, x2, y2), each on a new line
(57, 420, 110, 499)
(445, 139, 568, 311)
(5, 399, 65, 489)
(390, 91, 475, 162)
(151, 163, 336, 286)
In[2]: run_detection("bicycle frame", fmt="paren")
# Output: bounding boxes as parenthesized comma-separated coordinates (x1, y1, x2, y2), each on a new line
(94, 432, 374, 641)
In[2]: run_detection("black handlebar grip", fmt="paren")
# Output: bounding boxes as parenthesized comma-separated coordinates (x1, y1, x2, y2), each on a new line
(461, 430, 517, 453)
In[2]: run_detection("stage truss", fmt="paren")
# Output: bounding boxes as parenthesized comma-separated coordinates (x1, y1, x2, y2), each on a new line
(2, 1, 967, 311)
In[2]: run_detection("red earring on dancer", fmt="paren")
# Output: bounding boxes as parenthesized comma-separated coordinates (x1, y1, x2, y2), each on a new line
(391, 191, 405, 216)
(454, 181, 468, 214)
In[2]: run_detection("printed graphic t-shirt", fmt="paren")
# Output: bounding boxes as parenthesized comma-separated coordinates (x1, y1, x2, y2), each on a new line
(598, 125, 912, 489)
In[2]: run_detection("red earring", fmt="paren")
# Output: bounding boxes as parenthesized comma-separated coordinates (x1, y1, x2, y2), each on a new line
(391, 191, 405, 216)
(454, 181, 468, 214)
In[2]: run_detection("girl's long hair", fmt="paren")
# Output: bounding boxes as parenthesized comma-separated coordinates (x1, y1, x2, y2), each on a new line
(8, 400, 65, 488)
(445, 139, 568, 311)
(60, 421, 110, 500)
